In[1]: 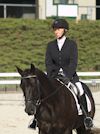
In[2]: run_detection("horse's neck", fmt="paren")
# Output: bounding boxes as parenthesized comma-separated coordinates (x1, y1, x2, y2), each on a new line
(36, 69, 54, 96)
(39, 76, 53, 95)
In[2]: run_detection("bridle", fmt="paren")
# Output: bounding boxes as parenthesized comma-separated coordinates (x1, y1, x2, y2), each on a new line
(21, 75, 41, 106)
(21, 74, 65, 107)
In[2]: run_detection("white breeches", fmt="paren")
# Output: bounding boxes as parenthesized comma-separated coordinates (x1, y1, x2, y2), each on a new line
(75, 82, 84, 96)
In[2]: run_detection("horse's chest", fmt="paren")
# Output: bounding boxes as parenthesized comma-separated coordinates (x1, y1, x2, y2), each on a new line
(38, 120, 52, 133)
(38, 120, 69, 134)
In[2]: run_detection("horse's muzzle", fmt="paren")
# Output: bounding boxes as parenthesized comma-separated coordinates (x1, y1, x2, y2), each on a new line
(25, 102, 36, 115)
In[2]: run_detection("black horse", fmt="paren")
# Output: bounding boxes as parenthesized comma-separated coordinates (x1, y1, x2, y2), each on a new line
(17, 64, 95, 134)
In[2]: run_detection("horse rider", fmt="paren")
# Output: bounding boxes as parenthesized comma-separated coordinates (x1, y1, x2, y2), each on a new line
(45, 18, 93, 129)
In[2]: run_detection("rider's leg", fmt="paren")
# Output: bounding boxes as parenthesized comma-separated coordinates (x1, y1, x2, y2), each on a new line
(75, 82, 93, 129)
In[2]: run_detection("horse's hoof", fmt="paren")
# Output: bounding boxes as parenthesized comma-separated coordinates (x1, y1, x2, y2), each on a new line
(84, 117, 93, 130)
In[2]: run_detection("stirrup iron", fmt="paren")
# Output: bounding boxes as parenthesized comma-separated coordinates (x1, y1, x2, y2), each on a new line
(84, 117, 93, 130)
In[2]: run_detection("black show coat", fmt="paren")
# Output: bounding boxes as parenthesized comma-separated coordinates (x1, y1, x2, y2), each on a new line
(45, 38, 79, 83)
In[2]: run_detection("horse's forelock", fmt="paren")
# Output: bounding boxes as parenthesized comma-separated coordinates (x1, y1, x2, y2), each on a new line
(22, 68, 35, 77)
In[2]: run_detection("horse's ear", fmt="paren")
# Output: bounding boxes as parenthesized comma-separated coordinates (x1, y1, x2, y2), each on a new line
(31, 64, 35, 72)
(16, 66, 23, 76)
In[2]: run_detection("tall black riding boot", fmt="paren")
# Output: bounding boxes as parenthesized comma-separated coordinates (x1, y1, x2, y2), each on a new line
(80, 94, 93, 129)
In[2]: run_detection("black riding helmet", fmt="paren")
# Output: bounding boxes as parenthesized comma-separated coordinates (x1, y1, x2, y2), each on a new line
(52, 18, 69, 30)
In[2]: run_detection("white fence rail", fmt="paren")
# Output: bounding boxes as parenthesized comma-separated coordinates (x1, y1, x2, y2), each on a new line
(0, 73, 20, 85)
(0, 72, 100, 85)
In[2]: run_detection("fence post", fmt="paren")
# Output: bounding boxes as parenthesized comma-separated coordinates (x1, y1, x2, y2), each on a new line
(4, 4, 7, 18)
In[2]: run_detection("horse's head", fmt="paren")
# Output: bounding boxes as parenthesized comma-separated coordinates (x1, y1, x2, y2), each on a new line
(16, 64, 40, 115)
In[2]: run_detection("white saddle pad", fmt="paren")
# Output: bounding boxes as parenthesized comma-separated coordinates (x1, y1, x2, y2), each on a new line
(57, 79, 92, 115)
(67, 87, 91, 115)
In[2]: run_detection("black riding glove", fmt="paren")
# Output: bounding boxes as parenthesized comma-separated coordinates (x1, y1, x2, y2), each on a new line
(57, 75, 70, 85)
(63, 77, 70, 84)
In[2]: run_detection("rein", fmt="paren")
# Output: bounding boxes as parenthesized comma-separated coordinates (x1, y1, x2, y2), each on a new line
(21, 75, 65, 106)
(41, 82, 65, 103)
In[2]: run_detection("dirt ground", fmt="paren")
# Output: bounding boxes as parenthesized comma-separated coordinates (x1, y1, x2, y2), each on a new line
(0, 91, 100, 134)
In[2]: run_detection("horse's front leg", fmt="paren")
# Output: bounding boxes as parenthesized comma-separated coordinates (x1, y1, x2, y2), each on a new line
(38, 129, 46, 134)
(53, 128, 72, 134)
(38, 126, 52, 134)
(64, 129, 72, 134)
(38, 129, 52, 134)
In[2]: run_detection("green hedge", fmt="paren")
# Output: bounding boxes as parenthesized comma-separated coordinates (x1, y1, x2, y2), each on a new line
(0, 18, 100, 72)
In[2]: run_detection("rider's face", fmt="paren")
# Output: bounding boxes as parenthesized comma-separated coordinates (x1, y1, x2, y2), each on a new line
(53, 28, 65, 39)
